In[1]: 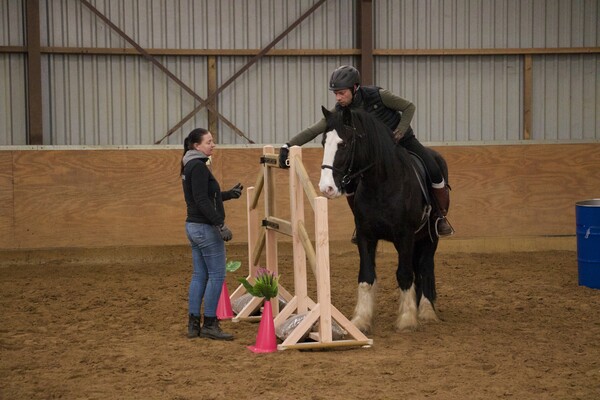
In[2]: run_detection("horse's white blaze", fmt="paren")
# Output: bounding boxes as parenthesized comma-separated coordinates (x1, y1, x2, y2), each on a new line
(418, 295, 439, 323)
(318, 129, 343, 198)
(351, 280, 376, 333)
(396, 284, 418, 332)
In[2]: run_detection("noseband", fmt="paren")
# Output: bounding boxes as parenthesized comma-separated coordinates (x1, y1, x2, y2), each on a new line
(321, 124, 374, 192)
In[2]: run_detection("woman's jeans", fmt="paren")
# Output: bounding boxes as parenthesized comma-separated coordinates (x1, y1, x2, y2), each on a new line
(185, 222, 226, 318)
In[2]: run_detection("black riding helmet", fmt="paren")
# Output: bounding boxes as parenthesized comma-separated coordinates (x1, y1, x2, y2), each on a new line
(329, 65, 360, 91)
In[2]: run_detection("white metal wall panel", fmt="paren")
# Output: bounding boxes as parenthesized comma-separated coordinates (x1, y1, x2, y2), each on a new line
(41, 0, 127, 48)
(532, 54, 600, 140)
(212, 0, 355, 145)
(375, 0, 599, 49)
(375, 55, 523, 142)
(373, 0, 599, 142)
(38, 0, 354, 145)
(41, 0, 354, 50)
(45, 54, 209, 145)
(0, 54, 28, 145)
(0, 0, 24, 46)
(216, 56, 356, 145)
(3, 1, 597, 145)
(0, 1, 26, 145)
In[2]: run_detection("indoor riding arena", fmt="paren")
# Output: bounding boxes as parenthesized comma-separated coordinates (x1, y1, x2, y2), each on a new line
(1, 1, 599, 399)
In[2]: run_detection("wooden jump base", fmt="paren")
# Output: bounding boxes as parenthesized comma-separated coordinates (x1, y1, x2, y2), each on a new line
(229, 145, 372, 350)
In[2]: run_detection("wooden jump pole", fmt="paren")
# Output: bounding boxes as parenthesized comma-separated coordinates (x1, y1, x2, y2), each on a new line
(231, 145, 372, 349)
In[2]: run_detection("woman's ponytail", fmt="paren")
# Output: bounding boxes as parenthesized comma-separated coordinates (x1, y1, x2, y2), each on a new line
(181, 137, 190, 176)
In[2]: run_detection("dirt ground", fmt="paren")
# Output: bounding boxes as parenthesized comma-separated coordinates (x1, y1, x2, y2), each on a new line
(1, 243, 599, 400)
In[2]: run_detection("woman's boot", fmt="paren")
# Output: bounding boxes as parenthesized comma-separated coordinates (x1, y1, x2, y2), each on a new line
(187, 314, 201, 338)
(200, 316, 234, 341)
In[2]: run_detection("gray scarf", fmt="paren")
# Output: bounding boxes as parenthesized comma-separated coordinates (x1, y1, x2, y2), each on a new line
(182, 150, 208, 167)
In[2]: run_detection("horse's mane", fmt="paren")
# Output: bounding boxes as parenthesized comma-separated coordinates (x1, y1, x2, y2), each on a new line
(349, 109, 401, 181)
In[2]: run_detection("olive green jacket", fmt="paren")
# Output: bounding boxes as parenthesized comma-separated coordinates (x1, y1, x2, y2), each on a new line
(287, 88, 415, 147)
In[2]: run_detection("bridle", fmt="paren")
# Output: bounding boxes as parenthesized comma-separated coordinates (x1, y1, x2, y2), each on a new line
(321, 122, 374, 192)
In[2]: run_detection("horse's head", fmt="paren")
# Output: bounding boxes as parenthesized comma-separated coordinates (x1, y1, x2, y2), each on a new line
(319, 106, 397, 198)
(318, 106, 359, 198)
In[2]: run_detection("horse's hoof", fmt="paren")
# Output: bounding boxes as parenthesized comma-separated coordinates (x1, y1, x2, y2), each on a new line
(351, 317, 372, 334)
(418, 309, 440, 323)
(395, 315, 418, 332)
(418, 299, 440, 323)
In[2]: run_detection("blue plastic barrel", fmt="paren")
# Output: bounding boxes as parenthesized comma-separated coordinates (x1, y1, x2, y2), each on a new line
(576, 199, 600, 289)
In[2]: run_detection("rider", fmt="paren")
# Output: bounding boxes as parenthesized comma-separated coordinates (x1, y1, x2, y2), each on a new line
(278, 65, 453, 238)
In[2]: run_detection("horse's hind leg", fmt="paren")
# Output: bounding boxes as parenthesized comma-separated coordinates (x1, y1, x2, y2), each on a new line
(418, 290, 439, 323)
(415, 239, 440, 323)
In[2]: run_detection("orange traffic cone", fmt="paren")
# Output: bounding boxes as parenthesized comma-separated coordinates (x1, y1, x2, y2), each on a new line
(247, 299, 277, 353)
(216, 281, 233, 320)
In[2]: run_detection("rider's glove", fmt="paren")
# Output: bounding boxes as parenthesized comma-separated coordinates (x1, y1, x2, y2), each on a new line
(278, 144, 290, 169)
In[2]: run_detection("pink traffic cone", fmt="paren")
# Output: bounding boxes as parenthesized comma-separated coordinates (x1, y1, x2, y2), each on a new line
(216, 281, 234, 320)
(247, 299, 277, 353)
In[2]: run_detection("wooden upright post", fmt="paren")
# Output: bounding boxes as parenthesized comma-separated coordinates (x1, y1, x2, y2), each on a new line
(523, 54, 533, 140)
(289, 146, 308, 315)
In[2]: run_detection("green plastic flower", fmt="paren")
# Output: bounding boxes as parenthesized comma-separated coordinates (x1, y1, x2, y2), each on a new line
(238, 268, 279, 300)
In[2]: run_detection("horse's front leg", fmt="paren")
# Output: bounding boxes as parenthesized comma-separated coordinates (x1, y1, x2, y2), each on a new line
(352, 238, 378, 334)
(394, 237, 419, 332)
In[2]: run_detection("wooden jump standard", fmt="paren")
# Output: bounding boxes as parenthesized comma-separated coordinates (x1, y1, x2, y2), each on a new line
(230, 145, 372, 350)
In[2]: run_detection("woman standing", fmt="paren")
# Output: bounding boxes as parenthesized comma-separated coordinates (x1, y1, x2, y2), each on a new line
(181, 128, 243, 340)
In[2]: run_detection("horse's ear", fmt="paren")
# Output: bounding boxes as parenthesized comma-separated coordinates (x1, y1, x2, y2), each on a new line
(321, 106, 331, 118)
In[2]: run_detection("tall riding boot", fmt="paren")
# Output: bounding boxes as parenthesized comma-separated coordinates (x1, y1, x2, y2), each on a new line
(200, 316, 234, 341)
(187, 314, 201, 338)
(432, 186, 455, 237)
(347, 195, 358, 244)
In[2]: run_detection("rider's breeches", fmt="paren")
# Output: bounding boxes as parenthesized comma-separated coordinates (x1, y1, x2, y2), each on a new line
(400, 135, 444, 187)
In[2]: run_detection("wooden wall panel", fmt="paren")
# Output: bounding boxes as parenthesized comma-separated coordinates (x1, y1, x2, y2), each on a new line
(11, 150, 185, 249)
(445, 143, 600, 238)
(0, 152, 14, 248)
(1, 143, 598, 251)
(446, 145, 527, 236)
(520, 144, 600, 234)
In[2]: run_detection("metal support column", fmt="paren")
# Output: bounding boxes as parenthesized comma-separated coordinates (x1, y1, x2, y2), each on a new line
(357, 0, 373, 85)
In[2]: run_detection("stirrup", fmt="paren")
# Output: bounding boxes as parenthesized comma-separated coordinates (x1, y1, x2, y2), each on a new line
(435, 216, 455, 238)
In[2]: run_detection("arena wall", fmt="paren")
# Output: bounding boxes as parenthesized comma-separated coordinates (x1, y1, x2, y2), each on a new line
(1, 143, 598, 253)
